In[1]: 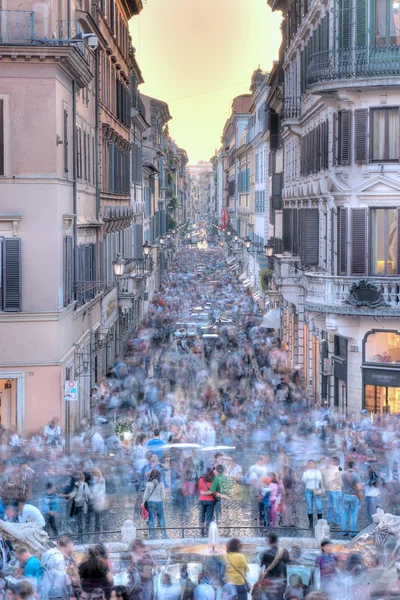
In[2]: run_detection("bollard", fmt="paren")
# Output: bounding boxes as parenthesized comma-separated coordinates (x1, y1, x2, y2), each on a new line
(314, 518, 330, 545)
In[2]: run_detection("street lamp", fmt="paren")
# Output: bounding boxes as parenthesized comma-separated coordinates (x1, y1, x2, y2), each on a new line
(143, 241, 151, 257)
(233, 234, 238, 243)
(166, 231, 172, 240)
(159, 235, 165, 246)
(264, 241, 274, 257)
(244, 237, 251, 249)
(112, 253, 126, 276)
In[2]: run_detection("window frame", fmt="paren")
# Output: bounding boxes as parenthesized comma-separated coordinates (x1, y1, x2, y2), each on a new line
(370, 106, 400, 162)
(363, 329, 400, 365)
(370, 207, 398, 275)
(372, 0, 400, 46)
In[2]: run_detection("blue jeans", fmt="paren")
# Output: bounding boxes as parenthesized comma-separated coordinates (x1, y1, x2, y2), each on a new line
(147, 501, 167, 538)
(328, 491, 342, 525)
(305, 489, 322, 515)
(199, 501, 215, 535)
(342, 493, 359, 534)
(367, 496, 379, 524)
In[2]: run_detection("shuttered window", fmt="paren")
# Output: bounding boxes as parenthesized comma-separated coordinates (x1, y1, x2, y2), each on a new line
(83, 132, 88, 181)
(338, 0, 351, 48)
(299, 208, 319, 266)
(351, 208, 366, 275)
(338, 110, 351, 165)
(0, 99, 3, 176)
(76, 243, 97, 305)
(354, 109, 368, 164)
(271, 173, 283, 210)
(370, 108, 399, 162)
(2, 238, 22, 312)
(63, 108, 68, 177)
(77, 127, 82, 179)
(300, 120, 329, 175)
(337, 207, 348, 275)
(134, 223, 144, 259)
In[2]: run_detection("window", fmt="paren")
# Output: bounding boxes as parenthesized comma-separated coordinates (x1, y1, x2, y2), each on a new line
(0, 237, 22, 312)
(365, 330, 400, 363)
(77, 127, 82, 179)
(374, 0, 400, 45)
(371, 208, 398, 274)
(64, 236, 73, 306)
(371, 108, 399, 161)
(0, 99, 4, 176)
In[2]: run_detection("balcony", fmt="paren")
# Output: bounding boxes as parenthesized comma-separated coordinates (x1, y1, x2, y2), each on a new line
(306, 46, 400, 91)
(0, 10, 35, 43)
(304, 274, 400, 315)
(282, 97, 301, 120)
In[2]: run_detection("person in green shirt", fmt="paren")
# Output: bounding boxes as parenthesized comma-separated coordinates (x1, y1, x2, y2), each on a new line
(206, 465, 232, 523)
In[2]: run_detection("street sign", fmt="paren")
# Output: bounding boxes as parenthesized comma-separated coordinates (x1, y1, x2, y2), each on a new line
(323, 358, 333, 376)
(64, 380, 78, 402)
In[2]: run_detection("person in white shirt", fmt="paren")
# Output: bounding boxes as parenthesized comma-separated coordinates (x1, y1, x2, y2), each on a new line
(194, 574, 216, 600)
(17, 499, 45, 527)
(44, 418, 62, 446)
(301, 460, 323, 529)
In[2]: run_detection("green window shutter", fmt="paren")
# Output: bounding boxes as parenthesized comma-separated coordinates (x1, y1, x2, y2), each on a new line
(355, 0, 367, 47)
(66, 235, 73, 305)
(0, 99, 4, 176)
(63, 108, 68, 176)
(338, 207, 348, 275)
(300, 208, 319, 266)
(339, 0, 351, 48)
(3, 238, 22, 312)
(351, 208, 367, 275)
(354, 109, 368, 164)
(338, 110, 351, 165)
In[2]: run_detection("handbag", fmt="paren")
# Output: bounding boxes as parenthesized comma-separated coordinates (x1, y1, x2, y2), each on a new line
(143, 481, 159, 513)
(226, 554, 252, 592)
(140, 504, 149, 521)
(346, 472, 363, 501)
(313, 479, 326, 496)
(252, 547, 285, 599)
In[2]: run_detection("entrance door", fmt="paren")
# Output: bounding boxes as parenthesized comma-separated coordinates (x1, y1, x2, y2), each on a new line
(0, 380, 16, 429)
(365, 385, 400, 414)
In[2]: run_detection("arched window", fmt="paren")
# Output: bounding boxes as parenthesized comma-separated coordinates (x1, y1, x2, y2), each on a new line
(365, 330, 400, 363)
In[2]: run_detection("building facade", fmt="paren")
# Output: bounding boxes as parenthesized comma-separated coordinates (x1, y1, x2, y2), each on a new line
(268, 0, 400, 415)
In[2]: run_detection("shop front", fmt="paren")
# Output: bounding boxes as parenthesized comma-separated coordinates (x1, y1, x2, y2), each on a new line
(363, 330, 400, 415)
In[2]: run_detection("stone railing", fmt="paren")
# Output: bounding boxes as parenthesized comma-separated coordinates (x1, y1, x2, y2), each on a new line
(304, 274, 400, 308)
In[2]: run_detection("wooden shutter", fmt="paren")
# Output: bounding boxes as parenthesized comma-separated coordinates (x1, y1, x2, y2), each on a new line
(282, 209, 292, 251)
(332, 113, 338, 166)
(339, 0, 351, 48)
(3, 238, 21, 312)
(84, 244, 92, 301)
(135, 224, 144, 259)
(355, 0, 367, 47)
(292, 209, 299, 256)
(338, 207, 348, 275)
(272, 173, 283, 210)
(0, 99, 4, 176)
(300, 208, 319, 265)
(339, 110, 351, 165)
(354, 109, 368, 164)
(351, 208, 366, 275)
(63, 109, 68, 176)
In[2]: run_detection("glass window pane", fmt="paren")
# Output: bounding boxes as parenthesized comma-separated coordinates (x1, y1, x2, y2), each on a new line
(388, 109, 399, 160)
(365, 331, 400, 363)
(375, 0, 388, 44)
(390, 1, 400, 44)
(372, 110, 386, 160)
(371, 209, 386, 274)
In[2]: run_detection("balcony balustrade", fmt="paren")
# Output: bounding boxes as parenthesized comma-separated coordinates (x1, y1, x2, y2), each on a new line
(306, 45, 400, 88)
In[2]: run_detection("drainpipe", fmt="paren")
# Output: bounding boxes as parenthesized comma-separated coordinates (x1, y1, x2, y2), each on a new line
(72, 79, 78, 293)
(95, 48, 100, 220)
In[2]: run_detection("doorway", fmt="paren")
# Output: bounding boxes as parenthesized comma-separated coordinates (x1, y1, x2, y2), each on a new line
(0, 379, 16, 429)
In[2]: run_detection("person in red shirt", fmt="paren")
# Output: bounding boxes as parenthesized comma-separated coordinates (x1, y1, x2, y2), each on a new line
(198, 468, 216, 536)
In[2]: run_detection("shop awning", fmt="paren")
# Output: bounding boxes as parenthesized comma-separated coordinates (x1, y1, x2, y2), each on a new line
(253, 291, 261, 300)
(229, 263, 238, 271)
(243, 278, 251, 288)
(261, 308, 281, 329)
(227, 256, 236, 266)
(238, 273, 247, 281)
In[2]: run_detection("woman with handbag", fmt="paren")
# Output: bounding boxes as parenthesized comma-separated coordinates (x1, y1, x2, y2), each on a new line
(224, 538, 250, 600)
(69, 471, 91, 540)
(141, 469, 168, 539)
(301, 460, 324, 529)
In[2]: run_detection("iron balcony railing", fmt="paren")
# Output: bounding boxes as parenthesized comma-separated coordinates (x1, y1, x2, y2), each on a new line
(282, 96, 301, 119)
(0, 10, 35, 43)
(306, 45, 400, 87)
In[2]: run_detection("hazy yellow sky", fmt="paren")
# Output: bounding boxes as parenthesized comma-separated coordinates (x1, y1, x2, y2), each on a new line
(129, 0, 282, 163)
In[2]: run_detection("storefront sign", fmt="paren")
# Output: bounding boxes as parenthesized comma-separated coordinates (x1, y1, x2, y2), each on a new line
(363, 367, 400, 388)
(323, 358, 333, 376)
(64, 380, 78, 402)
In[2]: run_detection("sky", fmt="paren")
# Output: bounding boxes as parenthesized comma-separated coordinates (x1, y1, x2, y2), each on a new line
(129, 0, 282, 164)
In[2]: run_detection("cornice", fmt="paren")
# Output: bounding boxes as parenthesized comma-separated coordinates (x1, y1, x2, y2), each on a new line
(0, 304, 75, 322)
(0, 45, 93, 88)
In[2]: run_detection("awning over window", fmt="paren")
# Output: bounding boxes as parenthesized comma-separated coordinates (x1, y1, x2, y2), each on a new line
(253, 291, 261, 300)
(229, 263, 238, 271)
(243, 278, 251, 288)
(261, 308, 281, 329)
(238, 273, 247, 281)
(227, 256, 236, 266)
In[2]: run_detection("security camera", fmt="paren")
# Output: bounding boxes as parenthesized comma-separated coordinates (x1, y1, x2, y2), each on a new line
(87, 35, 98, 49)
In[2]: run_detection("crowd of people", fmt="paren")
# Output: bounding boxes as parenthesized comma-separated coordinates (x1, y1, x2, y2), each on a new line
(0, 236, 399, 599)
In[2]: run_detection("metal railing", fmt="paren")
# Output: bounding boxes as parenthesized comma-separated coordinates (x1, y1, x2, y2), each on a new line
(305, 274, 400, 308)
(306, 45, 400, 86)
(0, 10, 35, 43)
(283, 97, 301, 119)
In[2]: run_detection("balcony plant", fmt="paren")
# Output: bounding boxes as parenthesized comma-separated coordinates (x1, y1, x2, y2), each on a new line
(260, 267, 273, 292)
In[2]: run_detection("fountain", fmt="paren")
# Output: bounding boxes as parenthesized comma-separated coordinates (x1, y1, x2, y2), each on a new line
(208, 521, 219, 553)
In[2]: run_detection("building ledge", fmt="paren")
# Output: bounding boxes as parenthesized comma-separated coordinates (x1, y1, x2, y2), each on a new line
(305, 301, 400, 317)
